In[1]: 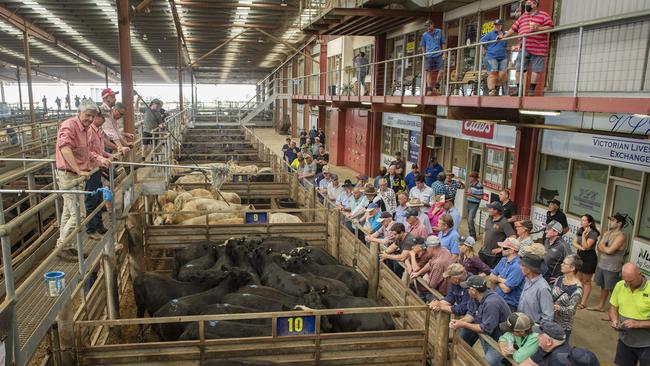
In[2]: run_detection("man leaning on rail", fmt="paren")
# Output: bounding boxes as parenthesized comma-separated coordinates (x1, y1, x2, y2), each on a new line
(55, 100, 110, 262)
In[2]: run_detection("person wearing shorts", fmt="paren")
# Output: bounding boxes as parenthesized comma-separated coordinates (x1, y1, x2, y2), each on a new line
(589, 214, 628, 313)
(500, 0, 554, 96)
(480, 19, 507, 96)
(419, 20, 445, 95)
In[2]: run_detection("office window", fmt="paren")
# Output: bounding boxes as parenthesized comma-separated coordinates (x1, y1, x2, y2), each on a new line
(535, 154, 569, 206)
(483, 145, 506, 190)
(567, 161, 608, 219)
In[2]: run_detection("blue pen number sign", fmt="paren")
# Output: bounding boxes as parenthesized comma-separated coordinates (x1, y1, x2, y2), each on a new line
(232, 174, 248, 183)
(245, 211, 268, 224)
(276, 315, 316, 336)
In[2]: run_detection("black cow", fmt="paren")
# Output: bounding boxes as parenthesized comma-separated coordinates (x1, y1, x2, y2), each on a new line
(288, 246, 338, 266)
(290, 255, 368, 297)
(179, 320, 270, 340)
(133, 271, 225, 318)
(176, 245, 218, 281)
(280, 262, 352, 297)
(226, 241, 261, 284)
(236, 284, 297, 303)
(251, 250, 314, 297)
(320, 295, 395, 333)
(172, 241, 216, 278)
(259, 236, 309, 253)
(154, 302, 265, 341)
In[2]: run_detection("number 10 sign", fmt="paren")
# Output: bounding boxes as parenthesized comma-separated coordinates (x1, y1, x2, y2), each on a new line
(276, 315, 316, 336)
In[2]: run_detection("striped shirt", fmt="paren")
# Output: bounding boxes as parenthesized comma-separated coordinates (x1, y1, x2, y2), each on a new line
(467, 182, 484, 204)
(512, 11, 554, 56)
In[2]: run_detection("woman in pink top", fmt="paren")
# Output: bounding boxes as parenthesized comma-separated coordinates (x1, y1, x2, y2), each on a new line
(427, 198, 445, 235)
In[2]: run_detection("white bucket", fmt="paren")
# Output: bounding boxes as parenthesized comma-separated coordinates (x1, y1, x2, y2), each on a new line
(44, 271, 65, 297)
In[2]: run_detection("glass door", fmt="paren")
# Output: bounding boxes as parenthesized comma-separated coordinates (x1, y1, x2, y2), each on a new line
(468, 148, 483, 178)
(608, 182, 640, 246)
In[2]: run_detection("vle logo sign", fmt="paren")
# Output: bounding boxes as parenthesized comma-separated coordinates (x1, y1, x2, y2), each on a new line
(462, 120, 495, 139)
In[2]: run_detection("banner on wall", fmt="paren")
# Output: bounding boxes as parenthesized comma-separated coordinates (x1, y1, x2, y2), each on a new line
(531, 205, 580, 240)
(408, 131, 420, 166)
(545, 111, 650, 136)
(436, 118, 516, 148)
(541, 130, 650, 173)
(383, 113, 422, 132)
(630, 240, 650, 278)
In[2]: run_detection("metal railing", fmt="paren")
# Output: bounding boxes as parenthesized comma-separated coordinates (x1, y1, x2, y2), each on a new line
(282, 9, 650, 98)
(0, 106, 192, 366)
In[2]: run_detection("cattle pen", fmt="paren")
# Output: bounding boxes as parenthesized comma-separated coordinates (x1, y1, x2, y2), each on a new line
(1, 109, 503, 366)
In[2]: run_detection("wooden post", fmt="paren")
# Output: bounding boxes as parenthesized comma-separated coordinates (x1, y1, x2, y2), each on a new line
(334, 209, 341, 261)
(368, 241, 380, 300)
(433, 311, 450, 366)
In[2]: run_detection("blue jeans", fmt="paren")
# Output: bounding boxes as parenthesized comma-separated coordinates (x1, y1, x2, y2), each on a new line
(466, 202, 480, 238)
(356, 71, 367, 95)
(84, 171, 105, 233)
(459, 329, 503, 366)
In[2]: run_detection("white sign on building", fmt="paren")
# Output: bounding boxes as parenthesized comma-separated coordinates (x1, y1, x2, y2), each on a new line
(630, 240, 650, 278)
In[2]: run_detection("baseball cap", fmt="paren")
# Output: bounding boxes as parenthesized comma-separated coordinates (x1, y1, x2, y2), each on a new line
(443, 263, 466, 278)
(460, 275, 487, 290)
(150, 98, 163, 105)
(424, 235, 441, 248)
(322, 165, 330, 173)
(405, 208, 419, 218)
(357, 174, 369, 180)
(487, 201, 503, 211)
(411, 163, 418, 169)
(548, 198, 561, 206)
(377, 211, 392, 222)
(101, 88, 119, 99)
(534, 321, 566, 341)
(494, 19, 504, 25)
(499, 312, 533, 332)
(558, 348, 600, 366)
(330, 174, 339, 181)
(547, 220, 563, 233)
(498, 237, 521, 251)
(366, 202, 379, 212)
(459, 236, 476, 247)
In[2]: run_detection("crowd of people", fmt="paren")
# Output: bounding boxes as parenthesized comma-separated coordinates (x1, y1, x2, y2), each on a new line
(281, 131, 647, 365)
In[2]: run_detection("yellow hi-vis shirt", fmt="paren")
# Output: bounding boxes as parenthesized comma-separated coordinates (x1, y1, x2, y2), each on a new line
(610, 278, 650, 320)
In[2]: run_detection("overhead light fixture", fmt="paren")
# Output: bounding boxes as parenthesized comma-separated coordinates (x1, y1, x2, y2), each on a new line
(281, 0, 288, 6)
(519, 109, 560, 116)
(361, 102, 372, 105)
(401, 104, 418, 108)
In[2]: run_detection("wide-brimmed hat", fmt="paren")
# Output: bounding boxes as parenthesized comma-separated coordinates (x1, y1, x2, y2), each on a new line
(342, 179, 353, 188)
(520, 254, 543, 273)
(443, 263, 466, 278)
(498, 237, 521, 251)
(406, 198, 424, 207)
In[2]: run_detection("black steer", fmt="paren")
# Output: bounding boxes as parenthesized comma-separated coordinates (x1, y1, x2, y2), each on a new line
(320, 295, 395, 333)
(292, 255, 368, 297)
(288, 246, 338, 266)
(176, 245, 218, 281)
(251, 250, 315, 297)
(172, 241, 216, 278)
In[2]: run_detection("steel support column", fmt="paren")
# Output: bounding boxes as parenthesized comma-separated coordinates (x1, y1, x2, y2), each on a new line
(105, 67, 109, 88)
(117, 0, 135, 135)
(66, 81, 71, 110)
(190, 68, 194, 108)
(177, 35, 184, 111)
(23, 31, 37, 140)
(0, 81, 4, 102)
(16, 67, 22, 110)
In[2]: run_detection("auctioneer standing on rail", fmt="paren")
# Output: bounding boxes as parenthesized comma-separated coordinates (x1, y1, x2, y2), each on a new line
(55, 100, 110, 262)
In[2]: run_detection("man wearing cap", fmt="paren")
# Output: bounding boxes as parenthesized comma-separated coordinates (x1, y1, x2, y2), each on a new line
(298, 154, 317, 184)
(404, 164, 420, 191)
(465, 172, 484, 238)
(480, 19, 508, 96)
(451, 275, 511, 365)
(390, 151, 406, 176)
(517, 253, 553, 326)
(557, 348, 600, 366)
(409, 235, 455, 296)
(317, 166, 332, 196)
(55, 100, 104, 261)
(314, 145, 329, 173)
(424, 157, 443, 187)
(591, 214, 629, 313)
(430, 263, 475, 316)
(544, 220, 572, 284)
(311, 136, 322, 157)
(365, 212, 397, 248)
(609, 263, 650, 366)
(99, 88, 131, 152)
(498, 312, 540, 363)
(420, 20, 446, 95)
(500, 0, 554, 97)
(362, 202, 382, 234)
(291, 153, 304, 170)
(520, 321, 570, 366)
(460, 236, 492, 276)
(405, 207, 429, 239)
(480, 201, 516, 268)
(380, 223, 414, 277)
(544, 199, 568, 241)
(377, 178, 396, 214)
(444, 172, 465, 199)
(363, 183, 387, 213)
(409, 175, 433, 211)
(336, 179, 354, 211)
(406, 198, 434, 234)
(355, 174, 369, 188)
(326, 174, 342, 202)
(488, 238, 525, 311)
(143, 98, 164, 159)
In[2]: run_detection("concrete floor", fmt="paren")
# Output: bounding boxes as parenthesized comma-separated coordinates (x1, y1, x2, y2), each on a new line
(251, 127, 618, 365)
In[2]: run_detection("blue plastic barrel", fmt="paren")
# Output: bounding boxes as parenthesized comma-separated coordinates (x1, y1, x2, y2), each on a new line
(44, 271, 65, 297)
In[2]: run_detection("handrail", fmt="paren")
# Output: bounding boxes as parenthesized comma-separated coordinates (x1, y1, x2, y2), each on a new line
(271, 9, 650, 97)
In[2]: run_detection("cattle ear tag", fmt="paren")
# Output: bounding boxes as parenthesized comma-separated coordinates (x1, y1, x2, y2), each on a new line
(209, 320, 218, 326)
